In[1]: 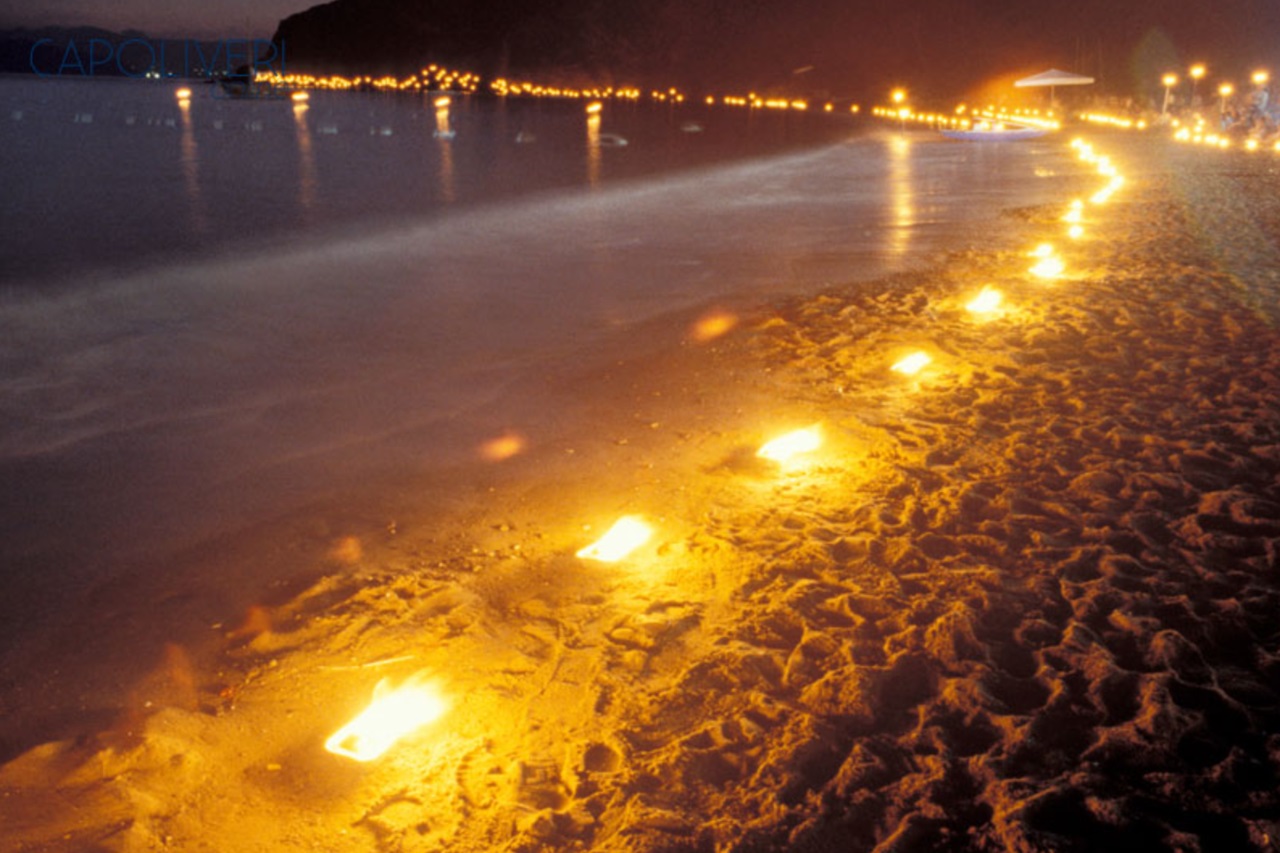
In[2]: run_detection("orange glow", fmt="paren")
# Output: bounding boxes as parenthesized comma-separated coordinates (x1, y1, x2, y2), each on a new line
(479, 432, 527, 461)
(1030, 256, 1065, 279)
(228, 605, 272, 641)
(586, 101, 603, 114)
(757, 427, 822, 464)
(965, 285, 1003, 315)
(175, 88, 192, 99)
(1031, 243, 1055, 259)
(576, 516, 652, 563)
(290, 91, 310, 102)
(690, 310, 738, 342)
(331, 536, 363, 564)
(433, 95, 451, 108)
(1067, 224, 1085, 240)
(891, 351, 932, 376)
(325, 671, 449, 762)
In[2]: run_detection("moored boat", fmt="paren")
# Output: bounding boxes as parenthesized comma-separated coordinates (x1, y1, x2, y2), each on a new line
(940, 121, 1049, 141)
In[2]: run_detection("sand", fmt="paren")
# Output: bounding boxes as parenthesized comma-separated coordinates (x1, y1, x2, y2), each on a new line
(2, 130, 1279, 852)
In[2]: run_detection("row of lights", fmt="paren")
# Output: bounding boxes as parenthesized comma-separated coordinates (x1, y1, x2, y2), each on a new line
(321, 133, 1129, 764)
(1161, 64, 1269, 115)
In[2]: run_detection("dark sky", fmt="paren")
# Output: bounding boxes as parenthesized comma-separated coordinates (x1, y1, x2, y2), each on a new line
(2, 0, 1277, 97)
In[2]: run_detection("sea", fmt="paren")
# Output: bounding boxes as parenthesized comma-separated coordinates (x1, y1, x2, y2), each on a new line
(0, 76, 1078, 652)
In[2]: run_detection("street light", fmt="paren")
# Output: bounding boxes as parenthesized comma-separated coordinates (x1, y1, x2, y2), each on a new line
(1219, 82, 1234, 115)
(1189, 64, 1206, 104)
(1253, 69, 1270, 87)
(1161, 73, 1178, 116)
(891, 88, 907, 131)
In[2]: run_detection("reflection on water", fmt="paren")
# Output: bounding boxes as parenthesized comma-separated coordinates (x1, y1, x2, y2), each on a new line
(434, 96, 456, 203)
(292, 102, 317, 212)
(888, 133, 913, 258)
(586, 111, 602, 188)
(177, 96, 208, 234)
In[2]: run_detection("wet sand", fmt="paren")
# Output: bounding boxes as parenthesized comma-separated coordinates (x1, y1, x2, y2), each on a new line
(2, 130, 1278, 852)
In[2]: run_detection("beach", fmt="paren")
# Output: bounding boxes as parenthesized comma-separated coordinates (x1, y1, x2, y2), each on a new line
(2, 129, 1278, 852)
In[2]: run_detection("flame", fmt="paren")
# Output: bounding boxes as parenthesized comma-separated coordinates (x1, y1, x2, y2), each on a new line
(325, 671, 449, 762)
(576, 516, 652, 562)
(891, 351, 932, 376)
(965, 286, 1003, 315)
(757, 427, 822, 463)
(1030, 256, 1065, 279)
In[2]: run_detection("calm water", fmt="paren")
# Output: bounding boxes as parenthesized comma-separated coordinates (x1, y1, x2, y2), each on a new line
(0, 76, 1078, 647)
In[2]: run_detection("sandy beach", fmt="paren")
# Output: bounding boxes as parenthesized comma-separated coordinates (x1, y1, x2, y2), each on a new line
(2, 129, 1279, 852)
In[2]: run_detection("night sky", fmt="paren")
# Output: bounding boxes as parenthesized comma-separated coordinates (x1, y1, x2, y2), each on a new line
(1, 0, 1278, 96)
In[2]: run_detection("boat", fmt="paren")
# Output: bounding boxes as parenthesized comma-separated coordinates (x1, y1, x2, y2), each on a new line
(213, 77, 291, 100)
(940, 121, 1049, 141)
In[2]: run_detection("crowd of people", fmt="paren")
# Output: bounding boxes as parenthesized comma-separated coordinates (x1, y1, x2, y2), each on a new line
(1131, 77, 1276, 141)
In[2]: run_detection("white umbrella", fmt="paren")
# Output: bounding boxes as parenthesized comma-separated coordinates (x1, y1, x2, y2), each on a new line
(1015, 69, 1095, 105)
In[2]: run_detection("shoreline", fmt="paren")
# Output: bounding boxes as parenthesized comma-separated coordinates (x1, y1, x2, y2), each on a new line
(3, 130, 1279, 851)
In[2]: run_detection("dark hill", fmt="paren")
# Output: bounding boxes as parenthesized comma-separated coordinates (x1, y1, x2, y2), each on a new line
(270, 0, 1280, 98)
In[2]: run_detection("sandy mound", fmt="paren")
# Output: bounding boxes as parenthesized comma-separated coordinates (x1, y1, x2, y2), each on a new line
(2, 132, 1279, 852)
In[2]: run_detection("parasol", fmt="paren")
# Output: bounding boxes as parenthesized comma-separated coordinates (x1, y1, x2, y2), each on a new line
(1015, 69, 1095, 105)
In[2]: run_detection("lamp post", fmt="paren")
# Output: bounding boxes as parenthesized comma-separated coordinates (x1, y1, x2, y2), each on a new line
(1250, 70, 1270, 118)
(892, 88, 907, 131)
(1219, 82, 1234, 117)
(1161, 73, 1178, 116)
(1189, 64, 1206, 106)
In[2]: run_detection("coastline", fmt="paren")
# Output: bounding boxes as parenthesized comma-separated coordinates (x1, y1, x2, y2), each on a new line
(2, 129, 1279, 851)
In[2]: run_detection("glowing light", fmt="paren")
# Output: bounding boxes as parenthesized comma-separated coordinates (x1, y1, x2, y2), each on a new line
(891, 88, 906, 104)
(1068, 223, 1085, 240)
(586, 101, 603, 114)
(965, 286, 1004, 315)
(690, 310, 738, 342)
(576, 516, 653, 563)
(479, 432, 526, 461)
(1063, 207, 1083, 224)
(1253, 70, 1270, 86)
(1030, 256, 1065, 279)
(433, 95, 450, 108)
(1031, 243, 1055, 258)
(331, 536, 363, 564)
(1162, 73, 1178, 88)
(757, 427, 822, 464)
(325, 671, 449, 762)
(1189, 64, 1206, 81)
(891, 351, 932, 376)
(291, 91, 310, 102)
(175, 88, 192, 99)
